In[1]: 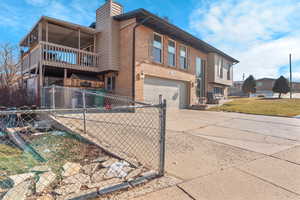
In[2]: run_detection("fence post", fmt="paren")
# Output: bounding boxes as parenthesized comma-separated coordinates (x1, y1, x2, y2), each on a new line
(51, 85, 56, 109)
(159, 95, 167, 176)
(82, 89, 87, 134)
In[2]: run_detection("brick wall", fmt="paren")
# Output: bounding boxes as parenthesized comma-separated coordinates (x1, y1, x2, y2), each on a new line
(117, 21, 210, 105)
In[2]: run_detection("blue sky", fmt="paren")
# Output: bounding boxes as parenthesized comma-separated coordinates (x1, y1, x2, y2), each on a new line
(1, 0, 300, 81)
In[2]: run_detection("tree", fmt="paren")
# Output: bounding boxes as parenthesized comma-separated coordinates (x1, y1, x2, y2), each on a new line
(272, 76, 290, 98)
(242, 75, 256, 97)
(0, 43, 31, 107)
(0, 43, 19, 88)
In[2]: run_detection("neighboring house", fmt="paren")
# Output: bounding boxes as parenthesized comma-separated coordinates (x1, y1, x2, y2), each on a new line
(18, 0, 238, 109)
(230, 78, 300, 98)
(229, 81, 244, 96)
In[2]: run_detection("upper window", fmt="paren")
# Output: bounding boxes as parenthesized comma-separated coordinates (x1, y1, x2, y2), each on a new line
(180, 46, 188, 69)
(220, 58, 224, 78)
(153, 33, 163, 63)
(196, 57, 202, 78)
(227, 64, 232, 80)
(168, 40, 176, 67)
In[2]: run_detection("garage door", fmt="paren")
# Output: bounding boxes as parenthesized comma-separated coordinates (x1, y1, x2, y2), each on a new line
(144, 77, 188, 109)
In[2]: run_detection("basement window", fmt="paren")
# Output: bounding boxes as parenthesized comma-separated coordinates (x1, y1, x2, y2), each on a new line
(106, 76, 115, 91)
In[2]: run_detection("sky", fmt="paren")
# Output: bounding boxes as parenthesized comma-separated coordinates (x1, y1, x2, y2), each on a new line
(1, 0, 300, 81)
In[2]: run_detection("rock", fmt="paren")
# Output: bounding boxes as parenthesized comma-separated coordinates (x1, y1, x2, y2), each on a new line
(9, 173, 35, 186)
(31, 166, 51, 172)
(37, 194, 54, 200)
(87, 178, 121, 189)
(2, 180, 31, 200)
(63, 173, 90, 185)
(91, 169, 107, 183)
(101, 158, 118, 168)
(82, 163, 100, 175)
(0, 188, 9, 193)
(36, 171, 56, 193)
(104, 161, 131, 179)
(62, 162, 81, 177)
(141, 170, 156, 177)
(92, 156, 110, 163)
(57, 188, 98, 200)
(125, 168, 143, 181)
(54, 184, 81, 196)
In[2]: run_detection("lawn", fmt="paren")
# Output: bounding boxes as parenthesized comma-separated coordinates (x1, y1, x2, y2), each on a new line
(209, 98, 300, 117)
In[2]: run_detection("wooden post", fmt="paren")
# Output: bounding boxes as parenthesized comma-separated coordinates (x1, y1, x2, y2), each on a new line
(93, 34, 96, 53)
(38, 22, 43, 42)
(39, 64, 43, 106)
(290, 54, 292, 99)
(46, 22, 49, 42)
(64, 68, 67, 86)
(78, 29, 81, 49)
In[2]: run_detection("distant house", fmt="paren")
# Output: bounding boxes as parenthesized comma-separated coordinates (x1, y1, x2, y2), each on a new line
(230, 78, 300, 97)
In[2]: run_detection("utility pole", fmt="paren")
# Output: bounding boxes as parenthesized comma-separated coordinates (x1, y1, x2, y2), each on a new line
(289, 54, 292, 99)
(242, 73, 245, 81)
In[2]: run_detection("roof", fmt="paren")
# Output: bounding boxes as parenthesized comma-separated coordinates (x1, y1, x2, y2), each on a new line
(114, 9, 239, 63)
(256, 78, 276, 81)
(20, 16, 96, 46)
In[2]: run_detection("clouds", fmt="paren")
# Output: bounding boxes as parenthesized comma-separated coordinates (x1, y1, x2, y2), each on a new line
(189, 0, 300, 81)
(25, 0, 49, 6)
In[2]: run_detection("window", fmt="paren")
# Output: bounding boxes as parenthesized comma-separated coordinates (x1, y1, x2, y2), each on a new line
(153, 33, 163, 63)
(227, 64, 232, 80)
(220, 59, 224, 78)
(180, 46, 187, 69)
(213, 87, 224, 95)
(106, 76, 115, 91)
(257, 82, 263, 87)
(196, 57, 202, 78)
(168, 40, 176, 67)
(196, 57, 205, 97)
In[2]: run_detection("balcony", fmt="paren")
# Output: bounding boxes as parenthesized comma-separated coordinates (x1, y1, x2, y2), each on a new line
(21, 42, 101, 73)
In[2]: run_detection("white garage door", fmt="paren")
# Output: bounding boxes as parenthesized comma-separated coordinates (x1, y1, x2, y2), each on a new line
(144, 77, 188, 109)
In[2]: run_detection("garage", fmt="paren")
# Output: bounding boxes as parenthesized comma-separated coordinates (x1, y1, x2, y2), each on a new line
(143, 76, 188, 109)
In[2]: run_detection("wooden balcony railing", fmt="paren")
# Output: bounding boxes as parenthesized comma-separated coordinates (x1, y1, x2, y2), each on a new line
(20, 42, 101, 72)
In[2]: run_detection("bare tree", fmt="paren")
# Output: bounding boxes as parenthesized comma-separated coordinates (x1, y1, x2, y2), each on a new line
(0, 43, 33, 107)
(0, 43, 19, 88)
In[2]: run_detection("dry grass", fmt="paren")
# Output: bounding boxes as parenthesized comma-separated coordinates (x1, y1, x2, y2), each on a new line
(209, 98, 300, 117)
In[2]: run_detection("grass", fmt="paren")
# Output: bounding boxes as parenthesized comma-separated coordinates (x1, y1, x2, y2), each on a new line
(209, 98, 300, 117)
(0, 143, 39, 175)
(0, 132, 104, 177)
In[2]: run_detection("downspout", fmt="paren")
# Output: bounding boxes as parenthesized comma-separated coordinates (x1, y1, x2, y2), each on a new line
(132, 17, 151, 100)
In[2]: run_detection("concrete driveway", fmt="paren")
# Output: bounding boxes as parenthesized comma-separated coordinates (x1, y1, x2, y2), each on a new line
(133, 110, 300, 200)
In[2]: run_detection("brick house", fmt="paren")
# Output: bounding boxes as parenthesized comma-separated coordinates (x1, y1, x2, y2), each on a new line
(19, 0, 238, 109)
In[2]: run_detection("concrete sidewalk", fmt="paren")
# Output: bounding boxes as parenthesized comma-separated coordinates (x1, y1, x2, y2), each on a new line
(133, 110, 300, 200)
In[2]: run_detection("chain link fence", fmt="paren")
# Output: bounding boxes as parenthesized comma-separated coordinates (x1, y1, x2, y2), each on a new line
(0, 87, 166, 200)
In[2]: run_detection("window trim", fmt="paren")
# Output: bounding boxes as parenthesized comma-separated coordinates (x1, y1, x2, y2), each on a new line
(152, 32, 163, 64)
(167, 39, 176, 67)
(179, 45, 188, 70)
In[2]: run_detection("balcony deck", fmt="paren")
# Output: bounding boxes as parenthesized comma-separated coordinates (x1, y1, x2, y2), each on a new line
(21, 42, 101, 73)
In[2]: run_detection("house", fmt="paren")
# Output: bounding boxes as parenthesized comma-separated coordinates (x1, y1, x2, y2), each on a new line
(256, 78, 300, 97)
(18, 0, 238, 109)
(230, 78, 300, 98)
